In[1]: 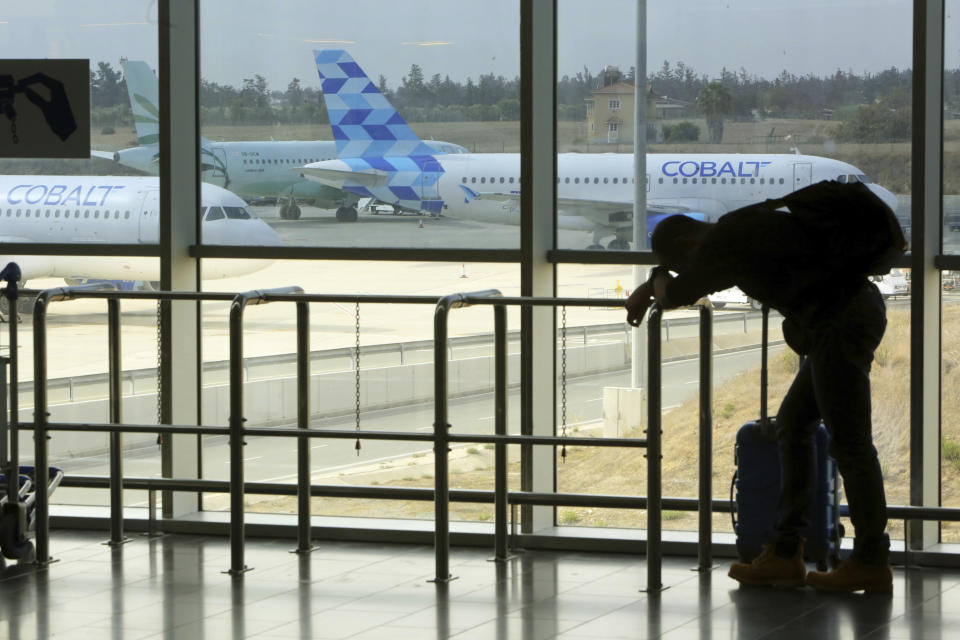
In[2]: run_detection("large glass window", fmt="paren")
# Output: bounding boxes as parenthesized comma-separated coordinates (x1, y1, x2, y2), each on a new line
(199, 260, 520, 521)
(558, 1, 912, 252)
(198, 1, 520, 249)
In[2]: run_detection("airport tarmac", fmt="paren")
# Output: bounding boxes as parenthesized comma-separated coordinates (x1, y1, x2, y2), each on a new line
(7, 199, 957, 386)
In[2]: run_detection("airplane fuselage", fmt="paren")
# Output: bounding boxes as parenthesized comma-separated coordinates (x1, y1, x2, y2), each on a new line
(307, 152, 899, 235)
(0, 176, 280, 283)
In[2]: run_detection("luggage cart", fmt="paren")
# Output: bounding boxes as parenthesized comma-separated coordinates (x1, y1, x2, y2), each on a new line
(0, 262, 64, 568)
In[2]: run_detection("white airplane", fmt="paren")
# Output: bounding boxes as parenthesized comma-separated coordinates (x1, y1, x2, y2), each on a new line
(0, 175, 281, 288)
(300, 50, 901, 249)
(98, 60, 466, 221)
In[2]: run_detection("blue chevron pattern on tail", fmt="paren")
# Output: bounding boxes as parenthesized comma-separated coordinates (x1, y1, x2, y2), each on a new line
(314, 50, 445, 215)
(314, 50, 439, 159)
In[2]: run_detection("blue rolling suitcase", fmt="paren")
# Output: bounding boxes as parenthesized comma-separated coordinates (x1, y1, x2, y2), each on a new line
(731, 305, 843, 571)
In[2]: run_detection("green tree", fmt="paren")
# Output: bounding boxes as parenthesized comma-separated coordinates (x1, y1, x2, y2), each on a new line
(696, 81, 732, 144)
(91, 61, 123, 108)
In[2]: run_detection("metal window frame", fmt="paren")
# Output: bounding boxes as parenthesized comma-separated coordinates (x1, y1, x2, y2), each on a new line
(5, 0, 957, 561)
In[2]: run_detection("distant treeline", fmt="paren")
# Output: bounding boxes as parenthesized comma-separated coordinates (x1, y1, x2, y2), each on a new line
(90, 59, 960, 143)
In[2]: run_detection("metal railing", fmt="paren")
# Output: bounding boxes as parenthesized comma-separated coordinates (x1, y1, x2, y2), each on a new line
(15, 282, 960, 589)
(19, 284, 698, 591)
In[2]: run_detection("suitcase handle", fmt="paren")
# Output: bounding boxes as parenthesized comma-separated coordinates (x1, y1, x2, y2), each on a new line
(760, 303, 769, 424)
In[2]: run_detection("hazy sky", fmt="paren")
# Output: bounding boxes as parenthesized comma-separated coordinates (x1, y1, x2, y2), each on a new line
(1, 0, 953, 91)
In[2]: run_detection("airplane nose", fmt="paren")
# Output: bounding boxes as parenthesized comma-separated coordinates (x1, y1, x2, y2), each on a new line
(870, 184, 899, 213)
(255, 219, 284, 246)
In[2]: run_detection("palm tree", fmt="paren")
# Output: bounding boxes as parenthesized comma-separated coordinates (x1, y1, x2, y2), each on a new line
(696, 82, 732, 144)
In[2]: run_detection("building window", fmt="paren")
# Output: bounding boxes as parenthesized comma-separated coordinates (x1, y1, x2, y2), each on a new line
(609, 99, 620, 110)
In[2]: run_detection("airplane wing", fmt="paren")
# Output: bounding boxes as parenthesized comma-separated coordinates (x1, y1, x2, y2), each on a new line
(297, 166, 390, 190)
(90, 150, 115, 161)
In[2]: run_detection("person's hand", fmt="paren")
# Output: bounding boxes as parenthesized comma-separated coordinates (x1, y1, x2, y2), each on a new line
(625, 283, 652, 327)
(651, 268, 672, 305)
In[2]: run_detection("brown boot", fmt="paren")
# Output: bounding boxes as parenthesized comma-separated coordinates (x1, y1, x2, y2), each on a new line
(805, 557, 892, 594)
(728, 543, 806, 588)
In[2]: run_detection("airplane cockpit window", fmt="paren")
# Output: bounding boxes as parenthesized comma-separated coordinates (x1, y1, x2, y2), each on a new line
(224, 206, 251, 220)
(205, 206, 226, 221)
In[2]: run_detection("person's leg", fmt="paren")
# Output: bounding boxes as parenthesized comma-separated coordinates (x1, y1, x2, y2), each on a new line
(771, 358, 822, 556)
(728, 358, 820, 587)
(807, 287, 888, 565)
(805, 284, 892, 593)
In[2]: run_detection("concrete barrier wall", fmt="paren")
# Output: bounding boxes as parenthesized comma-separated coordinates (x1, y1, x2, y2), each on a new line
(21, 342, 626, 460)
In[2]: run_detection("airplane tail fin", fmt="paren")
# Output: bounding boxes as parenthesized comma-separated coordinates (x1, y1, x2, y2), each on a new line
(313, 50, 437, 159)
(120, 60, 160, 146)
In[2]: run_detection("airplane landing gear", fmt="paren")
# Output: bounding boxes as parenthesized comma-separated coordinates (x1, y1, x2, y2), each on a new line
(335, 206, 358, 222)
(279, 203, 301, 220)
(606, 238, 631, 250)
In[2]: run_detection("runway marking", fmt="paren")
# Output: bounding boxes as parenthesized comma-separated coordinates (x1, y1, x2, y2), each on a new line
(311, 444, 329, 450)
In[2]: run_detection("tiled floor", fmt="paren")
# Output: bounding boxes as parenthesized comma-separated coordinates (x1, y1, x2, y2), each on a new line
(1, 531, 959, 639)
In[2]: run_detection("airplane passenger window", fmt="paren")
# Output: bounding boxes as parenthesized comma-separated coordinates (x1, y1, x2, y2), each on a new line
(84, 211, 89, 218)
(461, 177, 467, 183)
(574, 178, 580, 184)
(779, 178, 785, 184)
(225, 207, 251, 219)
(500, 177, 505, 183)
(510, 177, 515, 184)
(206, 207, 225, 221)
(481, 177, 486, 183)
(471, 177, 476, 183)
(115, 211, 120, 219)
(25, 211, 30, 218)
(750, 178, 755, 184)
(94, 211, 99, 219)
(564, 178, 569, 183)
(15, 210, 20, 217)
(603, 178, 609, 184)
(612, 178, 618, 184)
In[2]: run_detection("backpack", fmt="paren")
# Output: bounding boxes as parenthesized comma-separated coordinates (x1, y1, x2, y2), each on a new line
(764, 180, 907, 276)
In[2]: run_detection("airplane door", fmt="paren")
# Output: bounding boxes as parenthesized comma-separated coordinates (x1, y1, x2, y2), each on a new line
(420, 161, 443, 202)
(138, 191, 159, 243)
(793, 162, 812, 190)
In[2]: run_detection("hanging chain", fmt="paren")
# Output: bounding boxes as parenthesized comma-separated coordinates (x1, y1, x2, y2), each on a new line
(354, 302, 361, 455)
(155, 300, 163, 443)
(560, 305, 568, 462)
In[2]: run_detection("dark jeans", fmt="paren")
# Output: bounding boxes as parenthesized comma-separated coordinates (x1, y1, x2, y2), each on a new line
(773, 281, 890, 565)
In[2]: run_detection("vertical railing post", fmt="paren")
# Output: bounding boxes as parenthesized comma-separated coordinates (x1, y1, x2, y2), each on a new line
(226, 295, 251, 575)
(493, 303, 509, 562)
(7, 286, 17, 506)
(106, 298, 130, 546)
(697, 304, 713, 569)
(0, 357, 10, 506)
(432, 296, 454, 583)
(32, 293, 53, 564)
(293, 301, 316, 554)
(645, 304, 663, 592)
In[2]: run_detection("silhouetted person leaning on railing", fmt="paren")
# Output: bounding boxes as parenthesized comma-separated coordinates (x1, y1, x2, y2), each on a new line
(625, 181, 906, 594)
